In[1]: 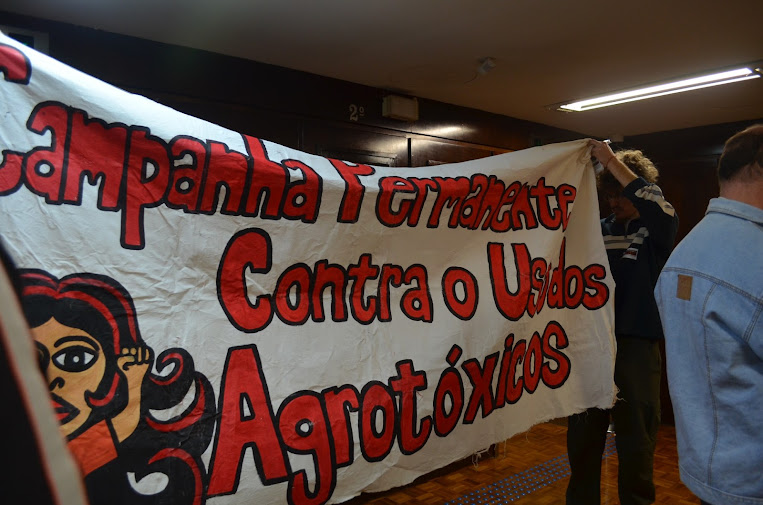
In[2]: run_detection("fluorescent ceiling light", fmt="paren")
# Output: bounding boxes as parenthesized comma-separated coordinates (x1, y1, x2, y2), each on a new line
(559, 66, 762, 112)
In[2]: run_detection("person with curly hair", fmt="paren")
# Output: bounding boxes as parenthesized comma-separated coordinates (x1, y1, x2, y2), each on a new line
(19, 269, 217, 505)
(566, 140, 679, 505)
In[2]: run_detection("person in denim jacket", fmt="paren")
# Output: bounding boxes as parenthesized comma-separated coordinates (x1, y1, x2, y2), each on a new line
(655, 124, 763, 505)
(567, 140, 679, 505)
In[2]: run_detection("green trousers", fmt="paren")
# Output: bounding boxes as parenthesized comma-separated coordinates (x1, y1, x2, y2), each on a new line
(566, 337, 662, 505)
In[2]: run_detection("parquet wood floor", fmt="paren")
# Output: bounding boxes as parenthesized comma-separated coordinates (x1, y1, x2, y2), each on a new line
(344, 421, 698, 505)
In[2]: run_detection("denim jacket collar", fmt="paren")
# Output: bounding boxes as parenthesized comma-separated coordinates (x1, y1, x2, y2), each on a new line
(706, 197, 763, 225)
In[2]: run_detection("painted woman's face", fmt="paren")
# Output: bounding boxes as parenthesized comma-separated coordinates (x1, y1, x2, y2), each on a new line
(32, 318, 106, 437)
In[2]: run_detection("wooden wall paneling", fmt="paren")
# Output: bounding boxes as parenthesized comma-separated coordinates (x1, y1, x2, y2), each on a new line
(301, 121, 410, 167)
(624, 120, 760, 162)
(410, 137, 506, 167)
(137, 91, 304, 150)
(411, 99, 583, 151)
(653, 157, 719, 245)
(658, 340, 674, 425)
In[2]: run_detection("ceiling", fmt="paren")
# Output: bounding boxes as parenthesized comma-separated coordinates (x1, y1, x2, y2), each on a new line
(2, 0, 762, 138)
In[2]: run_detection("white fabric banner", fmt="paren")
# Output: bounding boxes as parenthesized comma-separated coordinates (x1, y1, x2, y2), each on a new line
(0, 32, 616, 505)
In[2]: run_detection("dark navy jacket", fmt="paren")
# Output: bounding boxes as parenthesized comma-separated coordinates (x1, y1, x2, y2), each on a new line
(602, 177, 678, 340)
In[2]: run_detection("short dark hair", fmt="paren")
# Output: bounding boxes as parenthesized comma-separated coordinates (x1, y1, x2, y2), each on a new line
(718, 124, 763, 182)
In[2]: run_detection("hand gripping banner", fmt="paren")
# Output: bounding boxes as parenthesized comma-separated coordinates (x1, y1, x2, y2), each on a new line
(0, 31, 616, 505)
